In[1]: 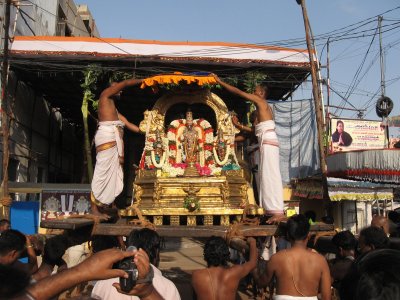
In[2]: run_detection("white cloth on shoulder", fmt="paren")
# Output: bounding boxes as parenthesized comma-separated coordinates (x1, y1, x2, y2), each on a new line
(91, 264, 181, 300)
(91, 120, 125, 206)
(274, 296, 318, 300)
(255, 120, 284, 215)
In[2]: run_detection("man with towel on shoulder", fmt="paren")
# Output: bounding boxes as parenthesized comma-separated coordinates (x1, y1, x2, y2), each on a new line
(91, 77, 143, 218)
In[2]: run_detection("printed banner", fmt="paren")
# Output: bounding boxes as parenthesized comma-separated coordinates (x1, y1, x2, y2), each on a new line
(330, 118, 385, 153)
(40, 190, 91, 220)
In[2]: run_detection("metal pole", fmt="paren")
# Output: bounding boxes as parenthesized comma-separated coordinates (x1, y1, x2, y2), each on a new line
(326, 38, 331, 153)
(297, 0, 330, 207)
(1, 0, 12, 219)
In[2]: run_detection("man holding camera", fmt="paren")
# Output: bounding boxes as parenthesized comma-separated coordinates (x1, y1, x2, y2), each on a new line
(92, 228, 181, 300)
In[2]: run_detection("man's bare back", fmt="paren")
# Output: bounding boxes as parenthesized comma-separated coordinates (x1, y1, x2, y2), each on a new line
(192, 266, 244, 300)
(192, 237, 257, 300)
(253, 215, 331, 300)
(268, 248, 330, 297)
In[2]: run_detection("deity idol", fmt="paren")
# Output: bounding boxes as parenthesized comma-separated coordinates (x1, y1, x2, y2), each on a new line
(181, 110, 199, 164)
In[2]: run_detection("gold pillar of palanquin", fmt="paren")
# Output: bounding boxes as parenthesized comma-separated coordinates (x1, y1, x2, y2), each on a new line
(121, 89, 262, 225)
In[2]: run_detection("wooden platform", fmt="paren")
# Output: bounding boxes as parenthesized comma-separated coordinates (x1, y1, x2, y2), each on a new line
(40, 218, 334, 237)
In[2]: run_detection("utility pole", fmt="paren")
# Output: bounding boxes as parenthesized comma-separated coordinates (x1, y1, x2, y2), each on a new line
(0, 0, 12, 219)
(326, 38, 331, 139)
(378, 15, 390, 148)
(297, 0, 330, 205)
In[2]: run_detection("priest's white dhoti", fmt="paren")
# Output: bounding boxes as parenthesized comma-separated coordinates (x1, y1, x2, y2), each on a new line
(255, 120, 284, 215)
(91, 120, 124, 206)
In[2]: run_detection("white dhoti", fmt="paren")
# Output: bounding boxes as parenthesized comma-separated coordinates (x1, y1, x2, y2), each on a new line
(91, 120, 124, 206)
(274, 295, 318, 300)
(255, 120, 284, 215)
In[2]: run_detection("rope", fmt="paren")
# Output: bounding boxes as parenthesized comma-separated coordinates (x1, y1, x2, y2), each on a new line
(225, 204, 260, 244)
(128, 204, 156, 231)
(56, 213, 104, 236)
(0, 196, 12, 206)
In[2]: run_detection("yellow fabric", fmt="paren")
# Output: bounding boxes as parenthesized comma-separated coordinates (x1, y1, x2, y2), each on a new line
(141, 72, 217, 89)
(329, 192, 393, 202)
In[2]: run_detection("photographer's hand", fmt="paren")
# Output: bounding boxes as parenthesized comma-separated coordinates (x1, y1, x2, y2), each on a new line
(113, 248, 164, 299)
(26, 248, 136, 300)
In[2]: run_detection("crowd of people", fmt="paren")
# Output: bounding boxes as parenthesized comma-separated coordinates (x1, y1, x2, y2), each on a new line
(1, 76, 400, 300)
(1, 213, 400, 300)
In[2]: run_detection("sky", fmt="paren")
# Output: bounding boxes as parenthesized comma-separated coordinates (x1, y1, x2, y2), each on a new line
(77, 0, 400, 135)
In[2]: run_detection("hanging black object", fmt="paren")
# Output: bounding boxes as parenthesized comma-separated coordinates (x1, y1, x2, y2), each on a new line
(376, 96, 393, 118)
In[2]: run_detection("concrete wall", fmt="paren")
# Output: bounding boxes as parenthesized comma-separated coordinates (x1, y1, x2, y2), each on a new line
(0, 73, 82, 200)
(0, 0, 97, 197)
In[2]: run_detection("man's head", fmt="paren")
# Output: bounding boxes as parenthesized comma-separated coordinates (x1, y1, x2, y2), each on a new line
(43, 235, 69, 267)
(358, 226, 390, 255)
(371, 215, 390, 236)
(0, 264, 30, 298)
(203, 236, 230, 267)
(0, 219, 10, 232)
(354, 249, 400, 300)
(286, 214, 310, 242)
(388, 210, 400, 223)
(127, 228, 161, 266)
(91, 235, 120, 253)
(254, 84, 269, 99)
(304, 210, 316, 223)
(332, 230, 357, 258)
(336, 120, 344, 133)
(0, 229, 26, 265)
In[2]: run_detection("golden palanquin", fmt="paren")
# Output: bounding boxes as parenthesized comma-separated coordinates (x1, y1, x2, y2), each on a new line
(121, 88, 262, 225)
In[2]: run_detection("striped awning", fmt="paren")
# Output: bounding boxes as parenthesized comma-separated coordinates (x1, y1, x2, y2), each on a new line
(327, 149, 400, 184)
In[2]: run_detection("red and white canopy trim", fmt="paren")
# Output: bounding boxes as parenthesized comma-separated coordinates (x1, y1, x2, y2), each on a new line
(10, 36, 311, 67)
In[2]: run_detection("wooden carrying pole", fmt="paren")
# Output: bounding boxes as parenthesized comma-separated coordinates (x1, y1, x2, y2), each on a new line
(297, 0, 330, 203)
(1, 0, 12, 219)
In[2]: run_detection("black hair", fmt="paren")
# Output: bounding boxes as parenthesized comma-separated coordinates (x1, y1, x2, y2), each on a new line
(336, 120, 344, 127)
(91, 235, 120, 253)
(0, 229, 25, 256)
(388, 211, 400, 223)
(0, 219, 10, 227)
(355, 249, 400, 300)
(43, 235, 69, 266)
(304, 210, 316, 222)
(286, 214, 310, 241)
(322, 215, 334, 224)
(0, 264, 30, 298)
(127, 228, 161, 265)
(203, 236, 230, 267)
(332, 230, 357, 251)
(340, 249, 400, 300)
(359, 226, 390, 250)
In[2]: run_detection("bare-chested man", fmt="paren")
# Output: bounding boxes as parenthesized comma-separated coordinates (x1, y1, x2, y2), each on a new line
(192, 236, 257, 300)
(91, 77, 143, 217)
(252, 214, 331, 300)
(213, 74, 285, 224)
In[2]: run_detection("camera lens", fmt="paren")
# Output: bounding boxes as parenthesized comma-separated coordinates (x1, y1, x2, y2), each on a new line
(126, 245, 137, 252)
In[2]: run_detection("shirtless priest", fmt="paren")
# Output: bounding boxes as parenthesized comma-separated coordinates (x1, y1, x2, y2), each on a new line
(213, 74, 285, 224)
(252, 214, 331, 300)
(91, 77, 143, 218)
(192, 236, 257, 300)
